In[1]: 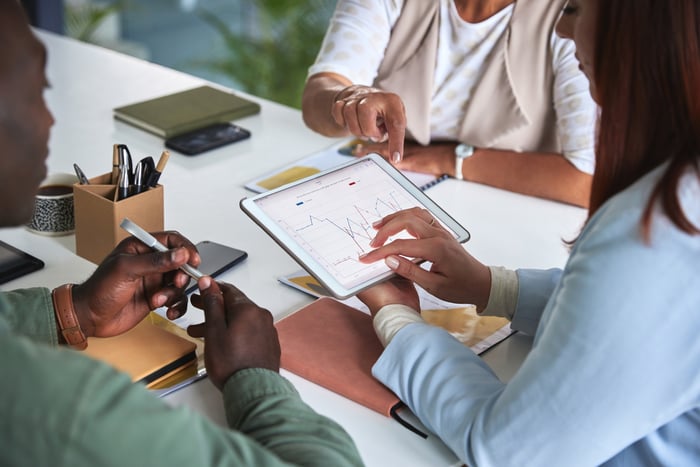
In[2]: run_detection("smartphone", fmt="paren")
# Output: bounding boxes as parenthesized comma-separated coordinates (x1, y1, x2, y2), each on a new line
(185, 240, 248, 293)
(0, 240, 44, 285)
(165, 122, 251, 156)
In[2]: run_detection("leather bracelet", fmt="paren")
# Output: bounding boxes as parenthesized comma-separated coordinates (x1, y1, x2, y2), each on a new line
(52, 284, 88, 350)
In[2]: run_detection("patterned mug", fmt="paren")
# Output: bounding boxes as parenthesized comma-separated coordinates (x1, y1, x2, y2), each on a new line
(26, 173, 79, 236)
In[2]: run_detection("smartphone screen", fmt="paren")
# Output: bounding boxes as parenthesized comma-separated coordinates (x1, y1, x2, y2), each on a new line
(185, 241, 248, 293)
(165, 123, 251, 156)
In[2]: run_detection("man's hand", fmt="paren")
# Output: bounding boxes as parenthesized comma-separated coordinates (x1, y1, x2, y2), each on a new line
(71, 232, 200, 338)
(188, 277, 281, 391)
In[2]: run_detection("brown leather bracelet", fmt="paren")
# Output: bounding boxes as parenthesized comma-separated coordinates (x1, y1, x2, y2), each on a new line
(52, 284, 88, 350)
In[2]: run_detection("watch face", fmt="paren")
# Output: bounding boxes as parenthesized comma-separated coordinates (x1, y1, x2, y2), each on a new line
(455, 144, 475, 159)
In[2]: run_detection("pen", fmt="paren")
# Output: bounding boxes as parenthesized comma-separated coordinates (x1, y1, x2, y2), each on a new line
(111, 144, 120, 184)
(147, 150, 170, 187)
(118, 144, 133, 183)
(120, 218, 204, 280)
(73, 163, 90, 185)
(132, 161, 146, 195)
(117, 151, 130, 200)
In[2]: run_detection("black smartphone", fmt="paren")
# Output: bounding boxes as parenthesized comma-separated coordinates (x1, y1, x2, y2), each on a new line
(165, 122, 251, 156)
(0, 240, 44, 285)
(185, 240, 248, 293)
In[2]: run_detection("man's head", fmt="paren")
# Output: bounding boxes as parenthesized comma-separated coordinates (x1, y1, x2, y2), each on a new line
(0, 1, 54, 227)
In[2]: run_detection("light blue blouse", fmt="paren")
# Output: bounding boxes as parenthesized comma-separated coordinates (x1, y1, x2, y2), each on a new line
(373, 163, 700, 466)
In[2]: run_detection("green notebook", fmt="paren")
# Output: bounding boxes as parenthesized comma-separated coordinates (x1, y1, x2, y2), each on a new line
(113, 85, 261, 138)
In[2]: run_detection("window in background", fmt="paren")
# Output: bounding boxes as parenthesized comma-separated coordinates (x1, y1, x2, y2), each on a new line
(64, 0, 335, 109)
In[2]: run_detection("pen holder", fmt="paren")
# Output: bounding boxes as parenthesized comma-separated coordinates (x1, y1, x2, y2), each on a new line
(74, 173, 164, 264)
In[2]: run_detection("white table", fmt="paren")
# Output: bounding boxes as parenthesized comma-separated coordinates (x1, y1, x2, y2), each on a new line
(0, 30, 587, 466)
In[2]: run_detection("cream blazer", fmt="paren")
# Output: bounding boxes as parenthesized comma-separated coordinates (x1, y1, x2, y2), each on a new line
(373, 0, 566, 153)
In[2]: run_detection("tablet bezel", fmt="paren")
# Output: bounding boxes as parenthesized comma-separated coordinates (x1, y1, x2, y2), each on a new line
(0, 240, 44, 285)
(240, 154, 470, 299)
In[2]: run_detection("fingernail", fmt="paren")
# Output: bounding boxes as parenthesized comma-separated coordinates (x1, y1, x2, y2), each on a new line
(154, 294, 167, 307)
(392, 152, 401, 163)
(385, 256, 400, 270)
(372, 220, 382, 228)
(369, 236, 379, 247)
(198, 276, 211, 291)
(358, 252, 368, 260)
(172, 247, 187, 262)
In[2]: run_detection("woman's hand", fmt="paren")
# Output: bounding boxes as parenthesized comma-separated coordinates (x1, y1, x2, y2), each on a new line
(359, 208, 491, 310)
(357, 276, 420, 316)
(332, 85, 406, 163)
(354, 141, 455, 177)
(71, 232, 200, 338)
(187, 278, 281, 390)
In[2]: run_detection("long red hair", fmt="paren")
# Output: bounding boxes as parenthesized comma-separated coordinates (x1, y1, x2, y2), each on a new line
(589, 0, 700, 238)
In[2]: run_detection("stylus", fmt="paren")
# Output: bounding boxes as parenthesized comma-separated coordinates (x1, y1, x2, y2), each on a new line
(119, 218, 204, 281)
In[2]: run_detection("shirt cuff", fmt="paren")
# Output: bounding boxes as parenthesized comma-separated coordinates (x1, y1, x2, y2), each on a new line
(372, 304, 425, 347)
(481, 266, 519, 320)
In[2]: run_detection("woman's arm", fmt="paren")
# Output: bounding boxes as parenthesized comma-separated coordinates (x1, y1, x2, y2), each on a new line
(372, 196, 700, 465)
(354, 141, 592, 207)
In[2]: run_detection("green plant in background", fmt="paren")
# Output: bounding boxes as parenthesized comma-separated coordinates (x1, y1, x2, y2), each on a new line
(196, 0, 334, 109)
(64, 0, 128, 42)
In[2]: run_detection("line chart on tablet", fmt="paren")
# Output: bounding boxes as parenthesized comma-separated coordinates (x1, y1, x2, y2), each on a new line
(258, 159, 422, 287)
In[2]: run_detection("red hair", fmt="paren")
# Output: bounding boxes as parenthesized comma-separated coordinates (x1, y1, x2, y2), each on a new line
(590, 0, 700, 239)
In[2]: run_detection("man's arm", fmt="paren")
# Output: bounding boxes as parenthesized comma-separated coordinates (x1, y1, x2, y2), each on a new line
(0, 334, 362, 466)
(0, 285, 362, 466)
(0, 288, 59, 345)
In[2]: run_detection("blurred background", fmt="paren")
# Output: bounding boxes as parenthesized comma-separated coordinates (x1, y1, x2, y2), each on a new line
(22, 0, 336, 109)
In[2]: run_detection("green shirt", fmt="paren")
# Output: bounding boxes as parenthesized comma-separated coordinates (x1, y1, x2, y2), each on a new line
(0, 288, 363, 466)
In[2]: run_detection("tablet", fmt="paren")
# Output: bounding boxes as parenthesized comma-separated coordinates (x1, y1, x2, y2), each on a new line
(240, 154, 470, 299)
(0, 240, 44, 285)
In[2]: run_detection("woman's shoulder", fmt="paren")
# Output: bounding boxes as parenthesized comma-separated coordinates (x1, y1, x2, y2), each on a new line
(583, 162, 700, 245)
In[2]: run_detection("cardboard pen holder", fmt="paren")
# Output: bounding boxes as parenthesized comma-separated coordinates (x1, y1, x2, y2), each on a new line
(74, 173, 164, 264)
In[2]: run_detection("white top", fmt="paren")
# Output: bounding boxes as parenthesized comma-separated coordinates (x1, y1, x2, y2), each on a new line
(309, 0, 598, 173)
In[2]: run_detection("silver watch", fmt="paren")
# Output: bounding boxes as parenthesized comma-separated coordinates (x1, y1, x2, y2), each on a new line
(454, 143, 475, 180)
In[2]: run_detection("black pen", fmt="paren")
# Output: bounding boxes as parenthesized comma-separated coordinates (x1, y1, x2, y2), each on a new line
(73, 163, 90, 185)
(117, 151, 130, 200)
(118, 144, 133, 184)
(132, 160, 146, 195)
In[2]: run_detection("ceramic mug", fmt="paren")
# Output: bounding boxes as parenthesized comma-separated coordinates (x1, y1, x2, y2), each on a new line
(26, 173, 79, 236)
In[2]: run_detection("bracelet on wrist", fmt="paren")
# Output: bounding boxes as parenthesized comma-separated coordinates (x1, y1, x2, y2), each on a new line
(52, 284, 88, 350)
(454, 143, 475, 180)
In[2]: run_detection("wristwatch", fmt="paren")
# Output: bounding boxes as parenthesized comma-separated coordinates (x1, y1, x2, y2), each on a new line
(454, 143, 475, 180)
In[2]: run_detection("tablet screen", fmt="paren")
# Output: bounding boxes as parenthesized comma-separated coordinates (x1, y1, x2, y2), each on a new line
(242, 155, 469, 298)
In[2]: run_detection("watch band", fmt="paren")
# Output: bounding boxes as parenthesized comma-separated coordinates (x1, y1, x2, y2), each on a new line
(52, 284, 88, 350)
(454, 143, 475, 180)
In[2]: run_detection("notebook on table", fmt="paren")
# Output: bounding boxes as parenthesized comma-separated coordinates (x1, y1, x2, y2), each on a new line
(276, 297, 428, 436)
(114, 85, 261, 138)
(83, 314, 198, 389)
